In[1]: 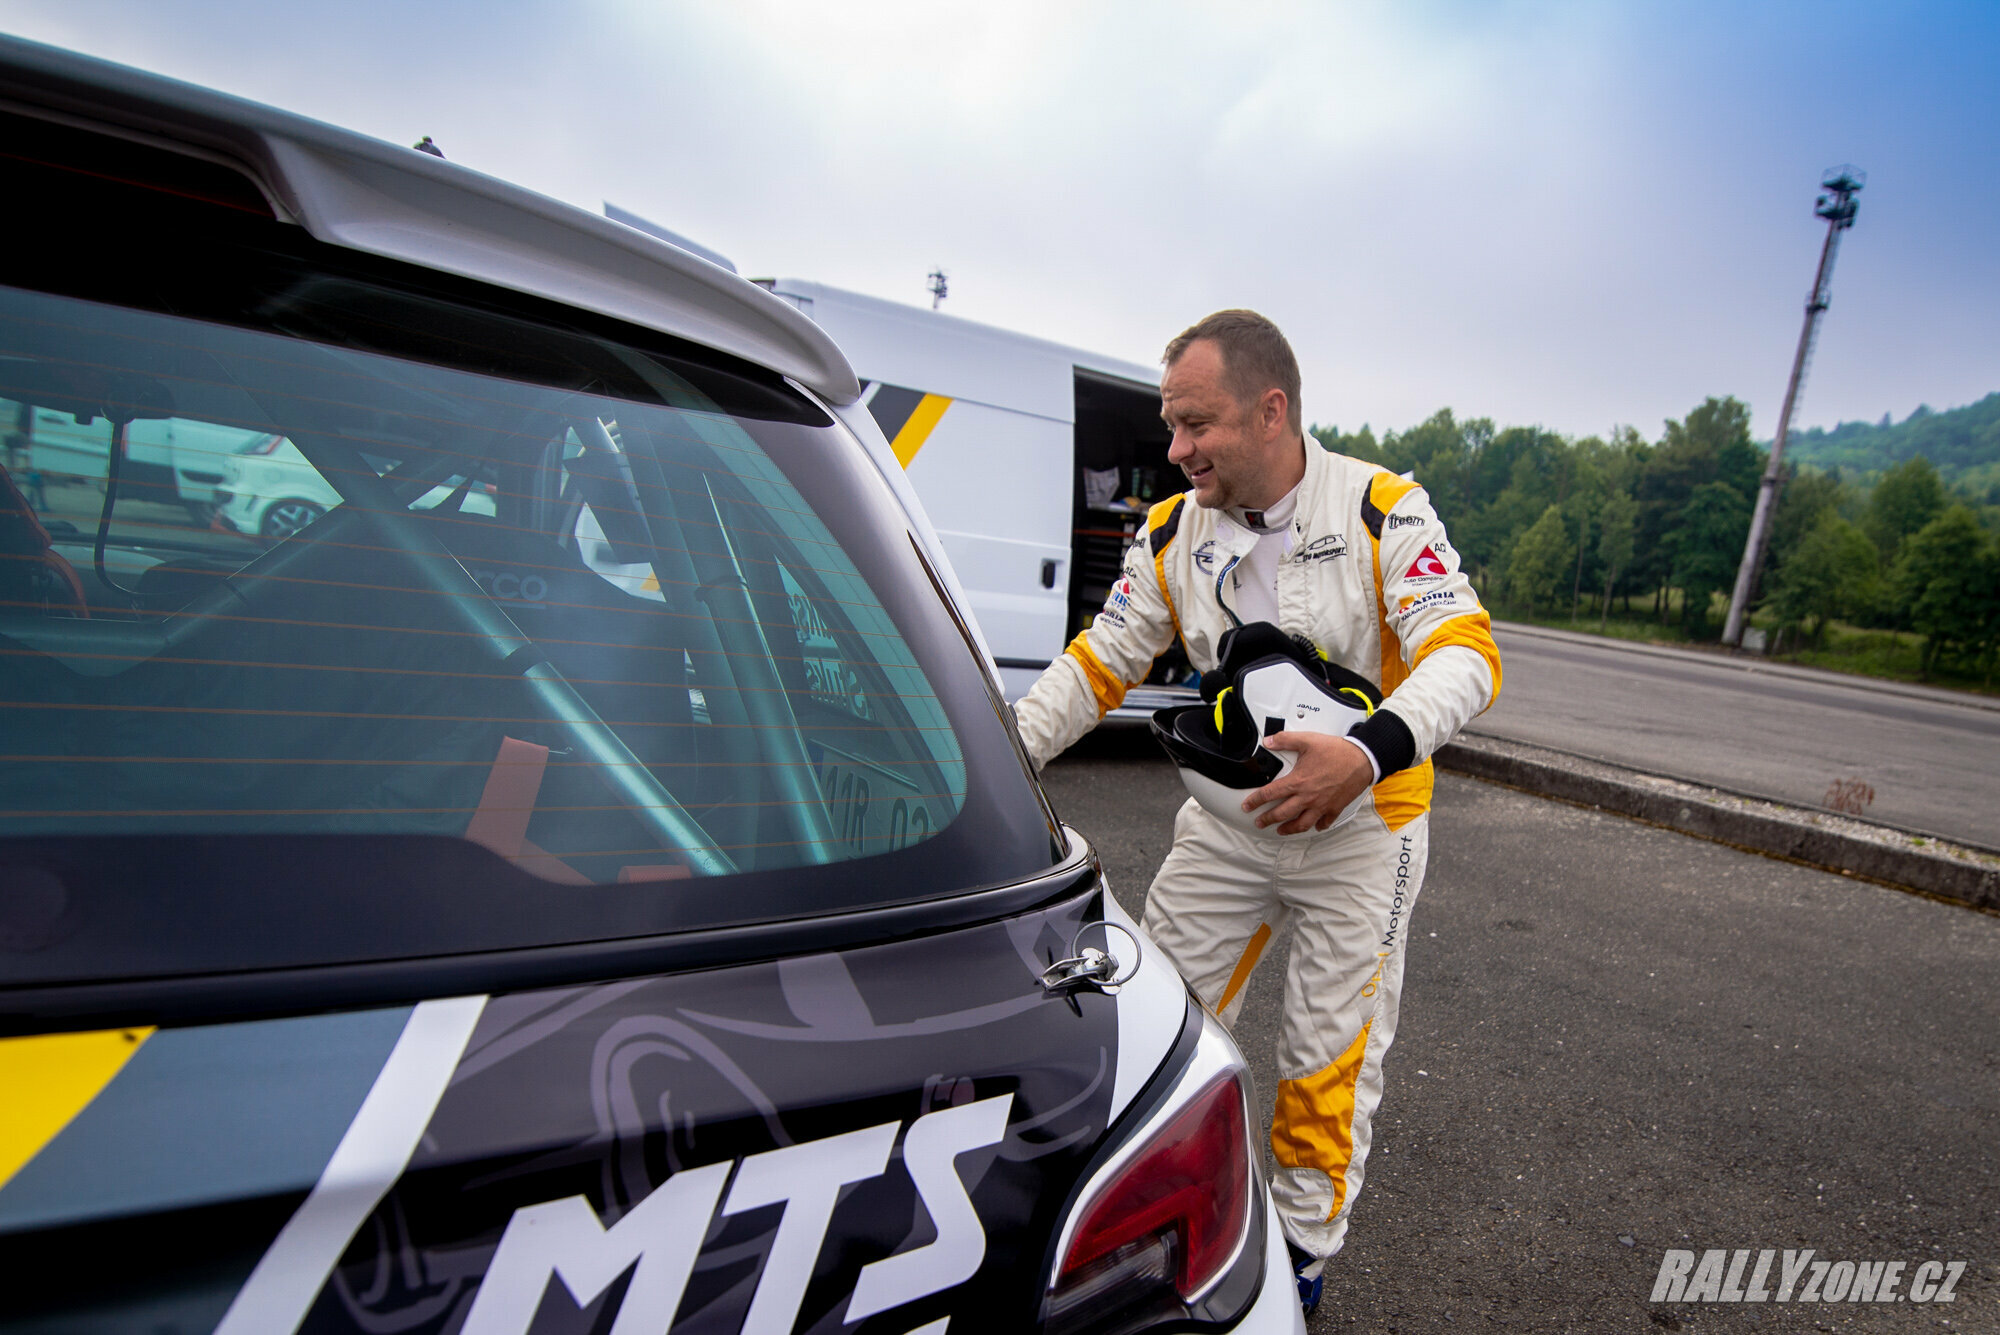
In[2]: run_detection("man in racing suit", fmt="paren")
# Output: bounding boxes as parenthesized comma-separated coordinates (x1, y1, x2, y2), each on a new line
(1014, 311, 1501, 1307)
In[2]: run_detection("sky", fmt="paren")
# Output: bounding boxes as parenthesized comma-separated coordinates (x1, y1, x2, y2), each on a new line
(4, 0, 1997, 443)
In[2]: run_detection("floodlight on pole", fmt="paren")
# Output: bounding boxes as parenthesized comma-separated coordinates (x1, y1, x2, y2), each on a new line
(927, 268, 948, 309)
(1722, 166, 1864, 649)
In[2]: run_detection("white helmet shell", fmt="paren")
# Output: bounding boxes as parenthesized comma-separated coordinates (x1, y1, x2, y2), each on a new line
(1151, 644, 1380, 838)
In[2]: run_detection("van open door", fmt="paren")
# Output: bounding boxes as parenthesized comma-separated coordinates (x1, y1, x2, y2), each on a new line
(1069, 368, 1197, 713)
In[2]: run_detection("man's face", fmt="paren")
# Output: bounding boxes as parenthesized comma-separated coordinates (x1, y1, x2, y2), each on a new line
(1161, 339, 1285, 510)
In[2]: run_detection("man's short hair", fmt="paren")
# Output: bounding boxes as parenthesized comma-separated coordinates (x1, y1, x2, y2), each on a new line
(1163, 310, 1302, 434)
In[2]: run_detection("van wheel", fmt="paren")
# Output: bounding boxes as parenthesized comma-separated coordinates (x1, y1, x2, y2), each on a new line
(261, 499, 323, 538)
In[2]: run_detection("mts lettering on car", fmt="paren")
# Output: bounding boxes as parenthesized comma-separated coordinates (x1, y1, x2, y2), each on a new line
(1015, 310, 1502, 1314)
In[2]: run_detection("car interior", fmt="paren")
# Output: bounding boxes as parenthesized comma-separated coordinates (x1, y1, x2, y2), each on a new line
(0, 278, 966, 894)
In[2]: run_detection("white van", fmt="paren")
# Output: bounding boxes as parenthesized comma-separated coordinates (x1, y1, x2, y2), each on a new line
(4, 400, 274, 523)
(755, 280, 1198, 714)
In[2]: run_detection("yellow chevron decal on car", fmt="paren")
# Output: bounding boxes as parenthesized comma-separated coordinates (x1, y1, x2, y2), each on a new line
(889, 394, 951, 468)
(0, 1026, 154, 1190)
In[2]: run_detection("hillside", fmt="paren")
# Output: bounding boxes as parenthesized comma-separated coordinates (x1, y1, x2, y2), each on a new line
(1780, 392, 2000, 496)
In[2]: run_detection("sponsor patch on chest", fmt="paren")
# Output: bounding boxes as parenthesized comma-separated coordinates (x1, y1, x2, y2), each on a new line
(1294, 533, 1348, 563)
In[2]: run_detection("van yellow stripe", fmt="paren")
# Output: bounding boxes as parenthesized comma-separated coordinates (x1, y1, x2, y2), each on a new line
(0, 1026, 154, 1190)
(889, 394, 951, 468)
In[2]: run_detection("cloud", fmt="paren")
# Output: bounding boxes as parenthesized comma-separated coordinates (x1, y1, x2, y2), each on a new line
(2, 0, 1995, 440)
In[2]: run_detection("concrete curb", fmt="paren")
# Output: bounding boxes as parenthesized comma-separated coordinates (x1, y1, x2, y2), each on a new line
(1434, 734, 2000, 912)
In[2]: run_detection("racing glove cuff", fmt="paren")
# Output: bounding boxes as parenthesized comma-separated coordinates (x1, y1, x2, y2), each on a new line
(1347, 707, 1416, 779)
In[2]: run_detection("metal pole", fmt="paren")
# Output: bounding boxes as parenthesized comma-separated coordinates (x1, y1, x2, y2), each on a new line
(1722, 169, 1861, 647)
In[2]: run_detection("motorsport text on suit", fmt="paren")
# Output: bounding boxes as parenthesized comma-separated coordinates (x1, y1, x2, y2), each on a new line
(1015, 436, 1503, 1263)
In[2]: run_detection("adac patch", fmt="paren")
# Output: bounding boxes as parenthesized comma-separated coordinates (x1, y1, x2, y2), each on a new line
(1402, 546, 1448, 582)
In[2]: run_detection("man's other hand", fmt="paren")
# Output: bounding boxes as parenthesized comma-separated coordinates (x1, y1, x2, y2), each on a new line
(1245, 732, 1373, 835)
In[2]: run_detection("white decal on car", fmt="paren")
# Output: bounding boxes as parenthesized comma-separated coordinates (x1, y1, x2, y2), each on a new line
(462, 1093, 1015, 1335)
(461, 1160, 731, 1335)
(217, 996, 489, 1335)
(846, 1094, 1013, 1321)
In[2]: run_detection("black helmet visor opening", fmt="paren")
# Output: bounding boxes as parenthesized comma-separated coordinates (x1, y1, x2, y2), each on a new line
(1149, 704, 1282, 790)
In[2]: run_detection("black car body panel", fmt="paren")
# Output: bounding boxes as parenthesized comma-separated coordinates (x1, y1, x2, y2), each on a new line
(1, 884, 1146, 1333)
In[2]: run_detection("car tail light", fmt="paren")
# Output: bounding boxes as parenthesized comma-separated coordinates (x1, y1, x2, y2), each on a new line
(237, 434, 284, 456)
(1043, 1007, 1263, 1335)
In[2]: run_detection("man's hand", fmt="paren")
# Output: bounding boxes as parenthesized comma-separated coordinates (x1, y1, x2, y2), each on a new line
(1244, 732, 1374, 835)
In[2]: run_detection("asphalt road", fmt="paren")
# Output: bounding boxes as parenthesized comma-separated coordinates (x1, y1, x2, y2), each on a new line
(1040, 731, 1999, 1332)
(1469, 623, 2000, 851)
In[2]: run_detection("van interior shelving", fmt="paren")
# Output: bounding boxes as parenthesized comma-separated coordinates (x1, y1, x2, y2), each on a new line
(1070, 369, 1192, 687)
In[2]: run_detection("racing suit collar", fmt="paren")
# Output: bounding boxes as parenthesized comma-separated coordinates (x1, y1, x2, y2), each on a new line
(1210, 513, 1261, 557)
(1294, 437, 1336, 537)
(1229, 479, 1300, 535)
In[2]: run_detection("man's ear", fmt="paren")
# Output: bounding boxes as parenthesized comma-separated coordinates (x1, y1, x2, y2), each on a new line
(1260, 387, 1290, 439)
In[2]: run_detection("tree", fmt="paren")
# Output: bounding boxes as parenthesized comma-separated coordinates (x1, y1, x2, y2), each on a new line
(1895, 506, 2000, 678)
(1765, 465, 1848, 575)
(1506, 505, 1571, 616)
(1596, 490, 1637, 631)
(1667, 480, 1751, 637)
(1866, 455, 1947, 564)
(1635, 397, 1758, 622)
(1765, 512, 1879, 648)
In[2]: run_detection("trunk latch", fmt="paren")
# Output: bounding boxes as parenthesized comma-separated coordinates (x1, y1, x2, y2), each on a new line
(1041, 921, 1141, 995)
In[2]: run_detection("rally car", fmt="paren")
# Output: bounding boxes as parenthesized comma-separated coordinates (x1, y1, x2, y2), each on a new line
(0, 35, 1303, 1335)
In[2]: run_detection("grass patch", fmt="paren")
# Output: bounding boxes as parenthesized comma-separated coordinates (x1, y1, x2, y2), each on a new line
(1777, 622, 1998, 695)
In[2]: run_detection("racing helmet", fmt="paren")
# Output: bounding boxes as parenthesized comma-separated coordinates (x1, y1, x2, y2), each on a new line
(1149, 623, 1382, 837)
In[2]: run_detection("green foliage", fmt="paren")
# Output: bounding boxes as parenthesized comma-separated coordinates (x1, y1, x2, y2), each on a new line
(1595, 490, 1637, 631)
(1766, 513, 1879, 647)
(1505, 505, 1571, 615)
(1893, 506, 2000, 679)
(1865, 455, 1947, 563)
(1667, 480, 1751, 635)
(1784, 392, 2000, 491)
(1304, 389, 1998, 652)
(1766, 466, 1845, 571)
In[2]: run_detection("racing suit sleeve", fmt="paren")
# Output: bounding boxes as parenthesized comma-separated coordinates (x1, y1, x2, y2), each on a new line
(1344, 474, 1503, 775)
(1014, 498, 1183, 770)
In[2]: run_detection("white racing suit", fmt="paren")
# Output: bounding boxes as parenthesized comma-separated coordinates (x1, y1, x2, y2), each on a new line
(1016, 442, 1502, 1260)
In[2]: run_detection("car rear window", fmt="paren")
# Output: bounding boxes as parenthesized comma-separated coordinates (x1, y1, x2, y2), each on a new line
(0, 132, 1060, 982)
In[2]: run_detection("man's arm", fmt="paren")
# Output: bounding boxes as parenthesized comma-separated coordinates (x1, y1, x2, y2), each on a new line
(1014, 498, 1183, 769)
(1351, 476, 1502, 771)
